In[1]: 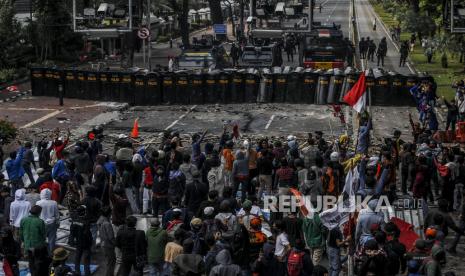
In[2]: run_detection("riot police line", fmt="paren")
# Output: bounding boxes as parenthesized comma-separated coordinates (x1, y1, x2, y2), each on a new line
(30, 66, 434, 106)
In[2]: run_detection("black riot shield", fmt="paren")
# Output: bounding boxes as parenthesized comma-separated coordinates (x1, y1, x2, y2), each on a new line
(302, 69, 318, 104)
(86, 71, 100, 100)
(133, 73, 147, 105)
(190, 71, 205, 105)
(162, 72, 176, 104)
(286, 68, 303, 103)
(316, 72, 330, 105)
(327, 68, 344, 104)
(30, 67, 45, 96)
(63, 69, 78, 98)
(175, 71, 190, 105)
(146, 72, 162, 105)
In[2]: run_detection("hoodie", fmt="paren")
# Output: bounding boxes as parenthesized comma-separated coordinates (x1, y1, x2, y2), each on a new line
(147, 227, 168, 264)
(9, 189, 31, 227)
(209, 249, 241, 276)
(355, 199, 385, 244)
(6, 147, 25, 180)
(232, 151, 249, 177)
(36, 188, 59, 225)
(214, 212, 237, 233)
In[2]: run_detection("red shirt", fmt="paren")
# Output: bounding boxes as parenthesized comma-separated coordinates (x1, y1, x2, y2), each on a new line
(143, 166, 154, 187)
(53, 138, 69, 160)
(40, 181, 61, 202)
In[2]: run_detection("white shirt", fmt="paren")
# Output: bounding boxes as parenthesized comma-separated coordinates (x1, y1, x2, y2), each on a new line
(275, 232, 290, 257)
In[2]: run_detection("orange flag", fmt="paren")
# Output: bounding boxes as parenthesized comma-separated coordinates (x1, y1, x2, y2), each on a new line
(131, 118, 139, 138)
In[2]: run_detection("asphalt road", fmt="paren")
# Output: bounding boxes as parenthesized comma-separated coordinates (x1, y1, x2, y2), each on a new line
(314, 0, 351, 38)
(355, 0, 413, 74)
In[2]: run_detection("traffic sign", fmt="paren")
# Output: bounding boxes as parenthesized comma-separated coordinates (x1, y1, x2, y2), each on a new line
(137, 27, 150, 39)
(213, 24, 227, 34)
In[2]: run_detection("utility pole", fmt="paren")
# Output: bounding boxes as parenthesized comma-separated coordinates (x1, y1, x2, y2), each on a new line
(308, 0, 313, 31)
(147, 0, 152, 70)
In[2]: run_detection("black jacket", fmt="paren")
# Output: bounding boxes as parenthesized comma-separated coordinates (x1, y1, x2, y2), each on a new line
(75, 221, 93, 250)
(115, 226, 147, 262)
(184, 179, 208, 214)
(81, 196, 102, 224)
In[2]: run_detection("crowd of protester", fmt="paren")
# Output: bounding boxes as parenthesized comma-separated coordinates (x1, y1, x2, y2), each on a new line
(1, 84, 465, 275)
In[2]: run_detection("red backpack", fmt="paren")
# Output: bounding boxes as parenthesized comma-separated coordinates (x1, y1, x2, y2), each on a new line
(287, 250, 305, 276)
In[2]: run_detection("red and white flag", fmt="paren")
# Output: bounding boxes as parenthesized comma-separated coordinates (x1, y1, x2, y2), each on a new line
(343, 73, 367, 113)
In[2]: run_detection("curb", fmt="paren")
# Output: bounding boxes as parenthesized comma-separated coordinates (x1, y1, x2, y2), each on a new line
(0, 89, 31, 103)
(0, 77, 30, 91)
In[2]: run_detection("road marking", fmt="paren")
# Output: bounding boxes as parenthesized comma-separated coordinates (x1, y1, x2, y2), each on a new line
(164, 105, 198, 130)
(3, 107, 56, 111)
(265, 114, 276, 129)
(20, 110, 63, 129)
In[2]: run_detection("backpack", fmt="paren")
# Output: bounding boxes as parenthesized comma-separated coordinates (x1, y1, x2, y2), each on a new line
(190, 231, 205, 255)
(287, 250, 305, 276)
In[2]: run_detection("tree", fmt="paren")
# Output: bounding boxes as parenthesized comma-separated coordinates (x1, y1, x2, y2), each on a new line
(34, 0, 83, 62)
(0, 119, 17, 145)
(168, 0, 189, 47)
(0, 0, 23, 68)
(208, 0, 223, 25)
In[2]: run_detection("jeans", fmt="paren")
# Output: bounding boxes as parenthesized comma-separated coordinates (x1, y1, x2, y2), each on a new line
(23, 163, 35, 186)
(149, 262, 164, 276)
(10, 178, 24, 197)
(45, 222, 58, 254)
(163, 262, 172, 276)
(103, 246, 116, 276)
(55, 175, 69, 203)
(75, 248, 91, 276)
(401, 168, 409, 193)
(143, 187, 152, 214)
(258, 174, 272, 199)
(454, 183, 464, 211)
(117, 259, 142, 276)
(152, 196, 168, 217)
(377, 55, 385, 66)
(90, 223, 98, 245)
(223, 170, 233, 187)
(125, 187, 140, 214)
(450, 220, 465, 251)
(328, 246, 341, 276)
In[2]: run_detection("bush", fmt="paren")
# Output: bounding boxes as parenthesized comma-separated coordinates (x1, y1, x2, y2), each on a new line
(0, 69, 18, 83)
(0, 119, 17, 145)
(157, 36, 170, 43)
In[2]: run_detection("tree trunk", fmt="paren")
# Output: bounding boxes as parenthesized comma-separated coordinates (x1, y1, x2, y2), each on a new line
(208, 0, 223, 24)
(410, 0, 420, 13)
(180, 0, 189, 47)
(240, 0, 244, 37)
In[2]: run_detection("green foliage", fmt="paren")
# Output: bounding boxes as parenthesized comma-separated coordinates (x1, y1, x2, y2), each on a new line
(0, 69, 17, 83)
(0, 119, 17, 145)
(401, 10, 436, 35)
(0, 0, 30, 69)
(34, 0, 83, 62)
